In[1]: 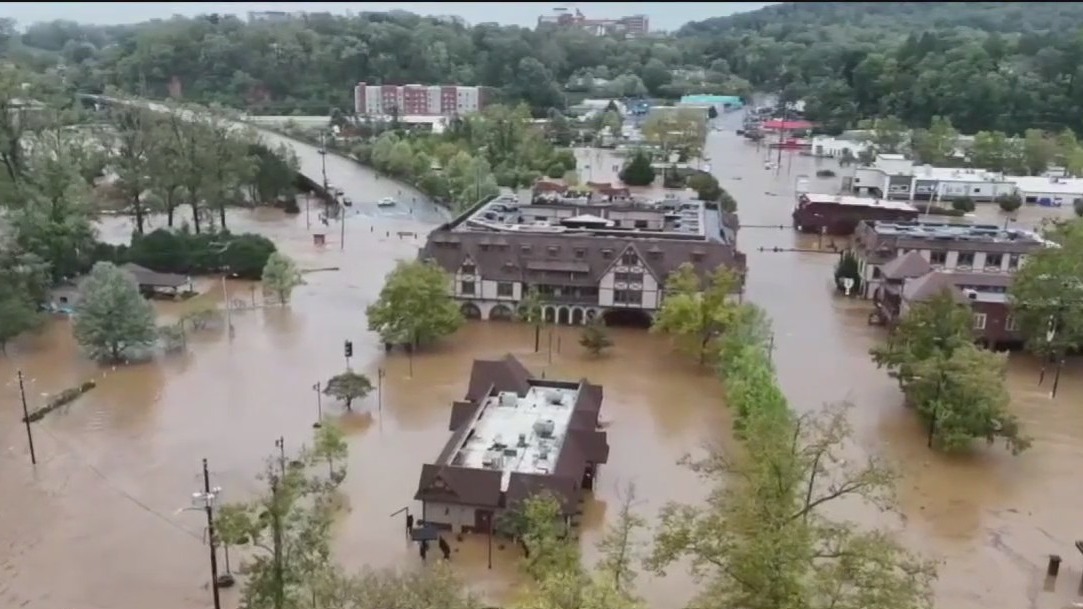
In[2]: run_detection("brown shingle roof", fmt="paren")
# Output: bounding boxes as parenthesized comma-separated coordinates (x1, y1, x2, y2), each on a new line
(902, 270, 1013, 303)
(415, 355, 609, 515)
(421, 229, 745, 287)
(881, 251, 932, 280)
(121, 263, 188, 289)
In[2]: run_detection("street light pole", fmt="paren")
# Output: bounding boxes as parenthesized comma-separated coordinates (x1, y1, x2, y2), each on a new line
(18, 370, 37, 465)
(313, 382, 323, 428)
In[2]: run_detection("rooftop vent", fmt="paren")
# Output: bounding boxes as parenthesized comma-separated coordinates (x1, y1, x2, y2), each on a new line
(546, 389, 564, 405)
(499, 392, 519, 408)
(534, 419, 556, 438)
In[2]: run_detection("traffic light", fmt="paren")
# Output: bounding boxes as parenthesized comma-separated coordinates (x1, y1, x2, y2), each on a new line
(344, 340, 353, 358)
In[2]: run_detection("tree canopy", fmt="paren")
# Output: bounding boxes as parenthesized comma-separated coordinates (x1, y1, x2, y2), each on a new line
(10, 3, 1083, 132)
(73, 261, 158, 362)
(652, 264, 742, 364)
(366, 259, 464, 349)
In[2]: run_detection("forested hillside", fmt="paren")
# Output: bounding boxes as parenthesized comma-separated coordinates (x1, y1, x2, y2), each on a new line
(5, 2, 1083, 133)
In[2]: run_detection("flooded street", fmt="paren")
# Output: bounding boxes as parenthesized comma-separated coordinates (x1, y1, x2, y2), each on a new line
(3, 122, 1083, 609)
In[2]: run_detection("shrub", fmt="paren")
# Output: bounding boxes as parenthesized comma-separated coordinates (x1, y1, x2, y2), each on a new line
(124, 229, 277, 278)
(996, 192, 1022, 213)
(1074, 198, 1083, 217)
(951, 196, 975, 213)
(546, 163, 566, 179)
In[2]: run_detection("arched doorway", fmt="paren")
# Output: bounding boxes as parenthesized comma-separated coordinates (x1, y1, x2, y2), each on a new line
(570, 308, 584, 325)
(603, 308, 653, 328)
(461, 302, 482, 319)
(557, 307, 570, 325)
(490, 304, 514, 321)
(544, 307, 556, 323)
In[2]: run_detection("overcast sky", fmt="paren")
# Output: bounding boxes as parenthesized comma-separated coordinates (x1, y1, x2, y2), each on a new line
(3, 2, 775, 32)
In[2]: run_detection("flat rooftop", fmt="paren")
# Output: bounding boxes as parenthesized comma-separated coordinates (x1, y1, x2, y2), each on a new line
(869, 221, 1049, 245)
(451, 384, 579, 492)
(802, 193, 916, 212)
(461, 194, 709, 238)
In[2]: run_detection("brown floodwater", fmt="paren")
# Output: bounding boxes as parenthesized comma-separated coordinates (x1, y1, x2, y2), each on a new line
(2, 122, 1082, 609)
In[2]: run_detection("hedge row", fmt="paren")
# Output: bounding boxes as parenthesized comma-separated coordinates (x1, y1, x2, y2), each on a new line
(717, 304, 790, 426)
(91, 229, 277, 280)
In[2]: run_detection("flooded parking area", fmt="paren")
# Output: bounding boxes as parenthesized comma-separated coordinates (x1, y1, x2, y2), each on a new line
(2, 126, 1083, 609)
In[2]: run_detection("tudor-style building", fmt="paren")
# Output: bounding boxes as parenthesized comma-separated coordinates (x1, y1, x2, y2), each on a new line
(421, 194, 746, 325)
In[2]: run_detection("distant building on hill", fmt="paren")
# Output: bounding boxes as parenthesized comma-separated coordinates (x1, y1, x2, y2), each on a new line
(537, 8, 649, 37)
(353, 83, 491, 118)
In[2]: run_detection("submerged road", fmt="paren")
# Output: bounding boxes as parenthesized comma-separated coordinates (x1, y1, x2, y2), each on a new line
(81, 94, 451, 225)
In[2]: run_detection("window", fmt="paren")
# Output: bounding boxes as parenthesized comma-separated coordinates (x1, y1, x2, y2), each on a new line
(930, 251, 947, 265)
(1005, 315, 1019, 332)
(634, 220, 649, 229)
(985, 253, 1003, 269)
(1008, 254, 1020, 269)
(621, 251, 639, 266)
(601, 249, 613, 259)
(547, 246, 559, 256)
(497, 282, 514, 297)
(872, 267, 882, 279)
(614, 289, 643, 305)
(574, 248, 586, 259)
(461, 263, 476, 275)
(956, 252, 975, 267)
(460, 281, 476, 296)
(972, 313, 987, 330)
(614, 272, 643, 284)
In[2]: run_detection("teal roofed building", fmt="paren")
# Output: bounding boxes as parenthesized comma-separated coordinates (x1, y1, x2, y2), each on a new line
(679, 94, 744, 109)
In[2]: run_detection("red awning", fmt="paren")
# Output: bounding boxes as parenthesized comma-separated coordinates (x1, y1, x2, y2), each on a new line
(762, 119, 814, 131)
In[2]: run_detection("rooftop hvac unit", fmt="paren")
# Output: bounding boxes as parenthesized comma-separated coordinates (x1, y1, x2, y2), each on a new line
(964, 289, 978, 300)
(534, 419, 556, 438)
(499, 392, 519, 407)
(546, 390, 564, 405)
(482, 450, 503, 469)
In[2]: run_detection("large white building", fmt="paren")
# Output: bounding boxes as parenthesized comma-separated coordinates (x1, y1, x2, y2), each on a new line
(353, 83, 489, 118)
(848, 154, 1083, 205)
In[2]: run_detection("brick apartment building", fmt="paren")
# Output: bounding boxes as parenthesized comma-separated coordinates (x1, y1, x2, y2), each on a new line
(353, 83, 491, 117)
(537, 8, 649, 37)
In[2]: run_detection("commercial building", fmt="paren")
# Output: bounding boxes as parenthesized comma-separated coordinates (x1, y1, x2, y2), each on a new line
(537, 8, 649, 37)
(1006, 175, 1083, 207)
(852, 220, 1052, 300)
(419, 193, 746, 326)
(414, 355, 609, 532)
(850, 154, 1016, 202)
(353, 83, 490, 117)
(872, 253, 1020, 348)
(679, 95, 744, 113)
(809, 135, 872, 160)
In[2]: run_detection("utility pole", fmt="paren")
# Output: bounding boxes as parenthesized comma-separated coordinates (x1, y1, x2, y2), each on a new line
(270, 475, 285, 609)
(200, 459, 223, 609)
(313, 382, 323, 428)
(18, 370, 37, 465)
(275, 437, 286, 478)
(222, 276, 234, 338)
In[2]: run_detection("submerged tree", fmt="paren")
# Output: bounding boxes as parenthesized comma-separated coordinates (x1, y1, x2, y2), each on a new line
(323, 371, 373, 411)
(73, 262, 157, 362)
(261, 252, 305, 304)
(648, 403, 937, 609)
(519, 285, 546, 353)
(367, 260, 463, 349)
(652, 264, 741, 364)
(579, 317, 613, 356)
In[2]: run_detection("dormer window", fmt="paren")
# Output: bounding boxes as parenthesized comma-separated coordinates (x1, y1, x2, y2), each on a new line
(520, 245, 532, 255)
(547, 246, 559, 256)
(574, 248, 586, 258)
(601, 248, 613, 259)
(461, 262, 476, 275)
(621, 251, 638, 266)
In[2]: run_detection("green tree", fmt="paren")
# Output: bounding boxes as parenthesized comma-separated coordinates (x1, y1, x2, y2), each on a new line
(102, 105, 160, 234)
(642, 109, 706, 157)
(618, 150, 655, 187)
(871, 291, 1028, 453)
(649, 402, 936, 609)
(834, 250, 862, 294)
(579, 318, 613, 356)
(858, 115, 907, 155)
(996, 192, 1023, 212)
(519, 285, 546, 353)
(1009, 219, 1083, 358)
(1075, 198, 1083, 217)
(366, 260, 463, 349)
(652, 264, 741, 364)
(323, 371, 374, 411)
(1023, 128, 1057, 175)
(951, 195, 975, 213)
(72, 262, 157, 362)
(687, 172, 722, 202)
(910, 115, 958, 164)
(311, 421, 348, 482)
(261, 252, 305, 305)
(0, 287, 41, 354)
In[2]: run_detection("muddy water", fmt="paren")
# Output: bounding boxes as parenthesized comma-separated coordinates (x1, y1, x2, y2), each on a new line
(2, 124, 1083, 609)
